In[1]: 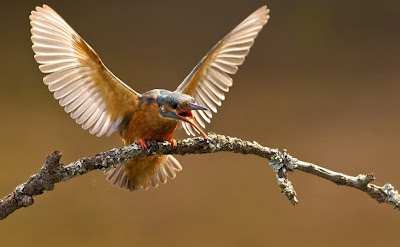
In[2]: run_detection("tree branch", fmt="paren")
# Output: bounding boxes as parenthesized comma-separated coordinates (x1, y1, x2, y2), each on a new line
(0, 133, 399, 220)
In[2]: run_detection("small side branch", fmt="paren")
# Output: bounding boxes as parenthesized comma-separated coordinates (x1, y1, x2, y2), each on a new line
(0, 134, 398, 220)
(296, 161, 399, 207)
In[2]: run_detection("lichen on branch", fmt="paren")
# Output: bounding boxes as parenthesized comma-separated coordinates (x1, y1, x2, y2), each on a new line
(0, 134, 398, 220)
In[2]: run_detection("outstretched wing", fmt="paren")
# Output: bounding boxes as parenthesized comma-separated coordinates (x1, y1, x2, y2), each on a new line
(176, 6, 269, 136)
(30, 5, 139, 137)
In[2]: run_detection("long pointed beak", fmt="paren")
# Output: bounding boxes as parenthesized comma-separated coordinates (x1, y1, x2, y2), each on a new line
(184, 103, 208, 111)
(185, 116, 208, 138)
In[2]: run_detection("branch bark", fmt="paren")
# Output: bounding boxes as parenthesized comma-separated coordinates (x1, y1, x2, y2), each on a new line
(0, 133, 399, 220)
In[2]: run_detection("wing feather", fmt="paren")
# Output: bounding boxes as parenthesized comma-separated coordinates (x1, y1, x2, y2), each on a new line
(30, 5, 139, 137)
(176, 6, 269, 135)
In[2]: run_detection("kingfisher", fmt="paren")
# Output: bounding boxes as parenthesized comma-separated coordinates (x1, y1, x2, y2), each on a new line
(29, 5, 270, 190)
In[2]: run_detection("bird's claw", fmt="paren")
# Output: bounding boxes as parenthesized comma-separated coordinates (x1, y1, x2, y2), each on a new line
(138, 138, 148, 150)
(168, 139, 178, 148)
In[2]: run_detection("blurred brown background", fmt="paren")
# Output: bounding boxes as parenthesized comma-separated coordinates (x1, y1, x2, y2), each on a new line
(1, 0, 399, 246)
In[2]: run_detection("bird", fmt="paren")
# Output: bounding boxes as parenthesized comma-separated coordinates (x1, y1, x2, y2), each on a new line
(29, 4, 270, 191)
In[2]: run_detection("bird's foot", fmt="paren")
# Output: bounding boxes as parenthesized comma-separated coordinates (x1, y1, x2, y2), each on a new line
(137, 138, 148, 150)
(167, 139, 178, 148)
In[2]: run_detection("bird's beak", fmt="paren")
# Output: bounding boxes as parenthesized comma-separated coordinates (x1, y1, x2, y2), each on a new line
(177, 103, 208, 138)
(186, 103, 208, 111)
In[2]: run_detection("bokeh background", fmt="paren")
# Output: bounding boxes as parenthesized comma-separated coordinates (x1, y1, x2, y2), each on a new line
(1, 0, 400, 246)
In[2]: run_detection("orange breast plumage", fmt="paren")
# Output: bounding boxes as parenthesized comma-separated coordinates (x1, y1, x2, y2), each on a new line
(122, 102, 179, 144)
(106, 101, 181, 190)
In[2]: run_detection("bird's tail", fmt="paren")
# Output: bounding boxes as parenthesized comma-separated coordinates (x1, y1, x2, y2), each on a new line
(105, 155, 182, 191)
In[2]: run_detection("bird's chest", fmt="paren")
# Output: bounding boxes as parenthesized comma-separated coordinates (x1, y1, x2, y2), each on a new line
(122, 103, 178, 144)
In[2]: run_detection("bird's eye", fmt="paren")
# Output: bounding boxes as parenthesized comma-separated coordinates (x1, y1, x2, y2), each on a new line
(170, 102, 178, 109)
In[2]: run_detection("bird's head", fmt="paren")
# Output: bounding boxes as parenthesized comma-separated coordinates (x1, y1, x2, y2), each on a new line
(156, 90, 208, 137)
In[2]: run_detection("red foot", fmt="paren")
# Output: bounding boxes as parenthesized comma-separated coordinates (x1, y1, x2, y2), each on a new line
(168, 139, 177, 148)
(138, 138, 147, 150)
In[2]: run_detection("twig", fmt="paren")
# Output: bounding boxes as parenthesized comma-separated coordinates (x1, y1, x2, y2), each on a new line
(0, 133, 398, 220)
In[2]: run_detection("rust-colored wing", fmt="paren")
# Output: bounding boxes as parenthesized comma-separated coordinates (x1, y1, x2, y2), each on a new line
(30, 5, 139, 137)
(176, 6, 269, 136)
